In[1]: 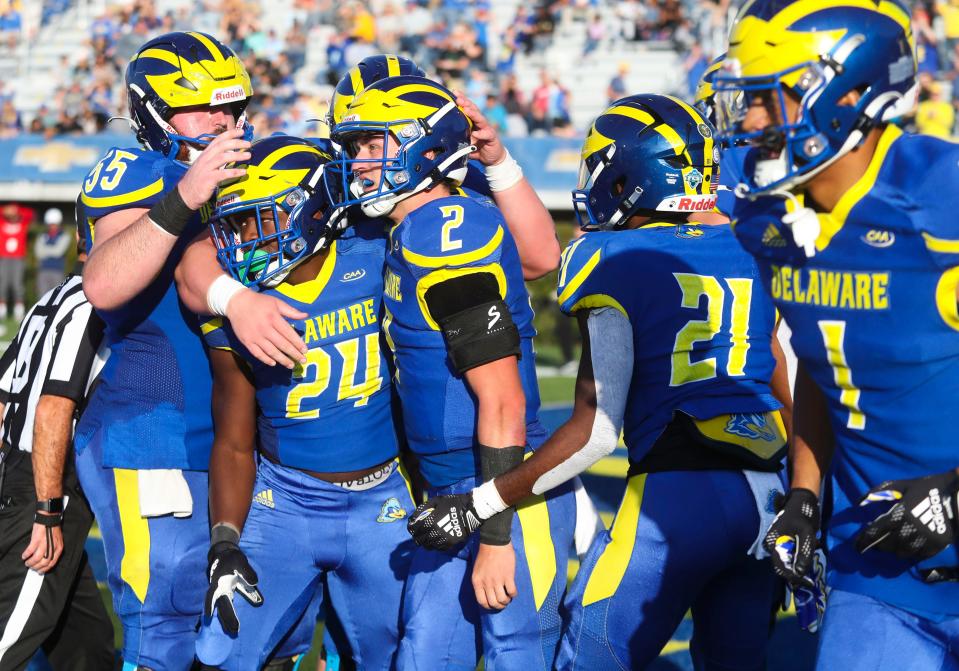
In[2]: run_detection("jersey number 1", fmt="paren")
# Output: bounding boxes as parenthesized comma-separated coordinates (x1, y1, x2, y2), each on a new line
(670, 273, 753, 387)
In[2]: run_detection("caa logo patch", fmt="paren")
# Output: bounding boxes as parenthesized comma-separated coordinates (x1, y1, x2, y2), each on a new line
(862, 229, 895, 248)
(725, 413, 777, 442)
(377, 497, 407, 523)
(341, 269, 366, 282)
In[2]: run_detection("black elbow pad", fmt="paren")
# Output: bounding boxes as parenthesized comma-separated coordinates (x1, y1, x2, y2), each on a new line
(438, 301, 521, 373)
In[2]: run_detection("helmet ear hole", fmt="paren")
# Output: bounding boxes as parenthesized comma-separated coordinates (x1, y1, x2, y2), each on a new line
(611, 176, 626, 196)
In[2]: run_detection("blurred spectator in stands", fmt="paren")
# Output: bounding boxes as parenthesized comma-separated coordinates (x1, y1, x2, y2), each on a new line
(400, 0, 432, 61)
(0, 1, 20, 49)
(583, 12, 605, 58)
(436, 23, 480, 88)
(466, 69, 491, 104)
(0, 203, 30, 321)
(347, 1, 376, 44)
(914, 5, 940, 76)
(684, 43, 708, 97)
(616, 0, 639, 42)
(35, 209, 71, 297)
(0, 100, 21, 139)
(512, 5, 534, 55)
(607, 62, 628, 104)
(532, 4, 557, 51)
(938, 0, 959, 61)
(482, 93, 508, 135)
(917, 81, 955, 138)
(528, 70, 557, 135)
(376, 2, 402, 53)
(285, 19, 308, 70)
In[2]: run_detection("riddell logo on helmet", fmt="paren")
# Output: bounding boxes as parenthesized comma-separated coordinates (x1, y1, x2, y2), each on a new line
(211, 85, 246, 104)
(657, 195, 717, 212)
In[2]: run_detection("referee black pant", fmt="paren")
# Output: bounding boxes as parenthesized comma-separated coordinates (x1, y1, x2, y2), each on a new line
(0, 449, 114, 671)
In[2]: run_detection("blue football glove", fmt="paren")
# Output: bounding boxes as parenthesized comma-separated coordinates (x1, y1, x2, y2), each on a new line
(763, 488, 820, 588)
(856, 470, 959, 560)
(407, 494, 483, 551)
(205, 541, 263, 635)
(782, 548, 829, 633)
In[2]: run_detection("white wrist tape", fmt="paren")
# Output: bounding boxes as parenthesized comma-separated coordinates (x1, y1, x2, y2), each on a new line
(207, 274, 245, 317)
(484, 149, 524, 192)
(472, 479, 509, 520)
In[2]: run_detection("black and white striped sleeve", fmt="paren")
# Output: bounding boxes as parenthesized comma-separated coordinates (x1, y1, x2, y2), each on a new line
(41, 301, 105, 403)
(0, 333, 20, 404)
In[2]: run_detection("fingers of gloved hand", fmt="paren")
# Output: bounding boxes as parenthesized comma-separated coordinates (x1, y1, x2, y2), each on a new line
(214, 594, 241, 636)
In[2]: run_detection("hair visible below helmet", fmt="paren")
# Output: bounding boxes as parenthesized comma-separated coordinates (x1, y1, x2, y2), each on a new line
(712, 0, 916, 196)
(331, 75, 474, 218)
(328, 55, 426, 128)
(126, 31, 253, 159)
(694, 53, 726, 126)
(573, 94, 720, 231)
(210, 135, 347, 288)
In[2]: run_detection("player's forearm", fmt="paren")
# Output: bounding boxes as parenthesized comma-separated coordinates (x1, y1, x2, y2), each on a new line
(494, 179, 560, 280)
(175, 233, 226, 315)
(209, 443, 256, 532)
(770, 327, 793, 439)
(31, 395, 75, 501)
(84, 213, 179, 310)
(466, 360, 527, 448)
(790, 362, 834, 493)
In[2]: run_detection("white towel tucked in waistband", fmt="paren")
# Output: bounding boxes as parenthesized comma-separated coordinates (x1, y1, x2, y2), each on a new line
(744, 469, 786, 560)
(138, 469, 193, 518)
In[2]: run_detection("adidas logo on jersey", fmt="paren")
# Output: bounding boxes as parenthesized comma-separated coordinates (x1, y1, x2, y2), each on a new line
(762, 224, 787, 247)
(912, 488, 949, 535)
(437, 509, 463, 538)
(254, 489, 275, 509)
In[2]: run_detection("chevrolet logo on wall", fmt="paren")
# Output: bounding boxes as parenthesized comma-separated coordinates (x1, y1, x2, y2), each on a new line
(15, 142, 99, 173)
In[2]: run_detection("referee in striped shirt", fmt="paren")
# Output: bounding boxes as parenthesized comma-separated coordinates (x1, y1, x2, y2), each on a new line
(0, 233, 113, 671)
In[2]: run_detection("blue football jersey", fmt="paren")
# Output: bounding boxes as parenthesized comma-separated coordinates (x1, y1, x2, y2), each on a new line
(556, 223, 782, 464)
(203, 225, 397, 473)
(383, 194, 543, 487)
(716, 144, 749, 219)
(74, 146, 215, 470)
(731, 125, 959, 618)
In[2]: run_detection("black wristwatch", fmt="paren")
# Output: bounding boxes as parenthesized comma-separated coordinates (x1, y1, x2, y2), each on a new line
(35, 497, 64, 514)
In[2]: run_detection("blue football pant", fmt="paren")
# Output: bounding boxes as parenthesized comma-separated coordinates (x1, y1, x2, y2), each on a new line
(398, 477, 576, 671)
(557, 470, 779, 671)
(816, 588, 959, 670)
(197, 458, 415, 671)
(75, 438, 210, 671)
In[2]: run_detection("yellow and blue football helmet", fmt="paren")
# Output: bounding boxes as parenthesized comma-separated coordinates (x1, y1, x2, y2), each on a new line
(713, 0, 916, 195)
(126, 31, 253, 160)
(210, 135, 347, 288)
(331, 75, 473, 218)
(573, 94, 719, 231)
(327, 54, 426, 128)
(694, 53, 726, 126)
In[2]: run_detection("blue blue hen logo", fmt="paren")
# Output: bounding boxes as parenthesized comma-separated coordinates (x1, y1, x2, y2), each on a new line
(377, 497, 407, 523)
(725, 413, 776, 442)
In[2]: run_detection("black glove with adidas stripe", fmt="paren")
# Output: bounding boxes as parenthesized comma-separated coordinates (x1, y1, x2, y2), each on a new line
(856, 470, 959, 560)
(408, 494, 484, 551)
(205, 539, 263, 635)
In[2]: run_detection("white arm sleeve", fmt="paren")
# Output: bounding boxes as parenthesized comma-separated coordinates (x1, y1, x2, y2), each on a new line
(531, 307, 633, 495)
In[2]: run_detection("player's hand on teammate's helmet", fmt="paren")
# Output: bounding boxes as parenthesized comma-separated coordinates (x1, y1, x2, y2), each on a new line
(781, 548, 829, 633)
(856, 470, 959, 560)
(178, 128, 252, 211)
(205, 541, 263, 635)
(454, 91, 504, 167)
(763, 488, 820, 588)
(407, 494, 483, 551)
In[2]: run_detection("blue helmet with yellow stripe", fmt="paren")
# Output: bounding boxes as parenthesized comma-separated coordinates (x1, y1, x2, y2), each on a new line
(210, 135, 347, 288)
(694, 53, 726, 126)
(331, 75, 474, 218)
(328, 54, 426, 128)
(573, 94, 719, 231)
(713, 0, 916, 196)
(126, 31, 253, 160)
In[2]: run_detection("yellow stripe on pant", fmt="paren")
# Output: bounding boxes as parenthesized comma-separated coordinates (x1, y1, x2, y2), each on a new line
(517, 494, 557, 611)
(114, 469, 151, 603)
(582, 473, 647, 606)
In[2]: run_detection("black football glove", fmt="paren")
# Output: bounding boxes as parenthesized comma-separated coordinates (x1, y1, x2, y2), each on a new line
(763, 488, 820, 588)
(856, 470, 959, 560)
(407, 494, 483, 551)
(205, 541, 263, 635)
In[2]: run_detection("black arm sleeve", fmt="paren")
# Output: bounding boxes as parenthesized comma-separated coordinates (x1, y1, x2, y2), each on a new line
(423, 272, 521, 374)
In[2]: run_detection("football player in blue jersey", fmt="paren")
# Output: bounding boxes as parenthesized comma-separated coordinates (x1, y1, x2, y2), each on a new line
(713, 0, 959, 668)
(175, 53, 562, 370)
(408, 93, 796, 670)
(193, 135, 416, 671)
(72, 31, 261, 670)
(331, 76, 577, 670)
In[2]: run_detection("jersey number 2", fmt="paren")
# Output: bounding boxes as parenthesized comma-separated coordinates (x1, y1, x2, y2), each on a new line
(670, 273, 753, 387)
(286, 333, 383, 419)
